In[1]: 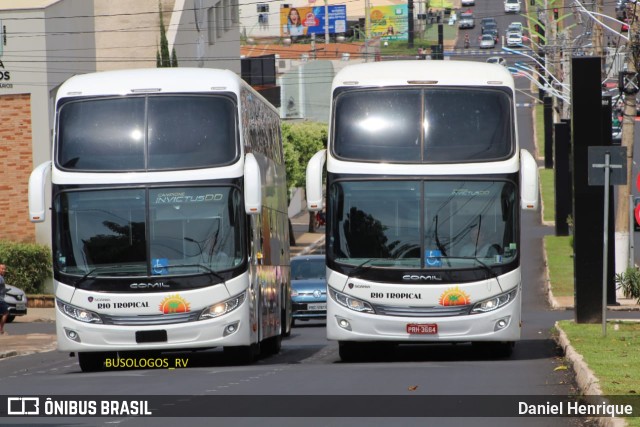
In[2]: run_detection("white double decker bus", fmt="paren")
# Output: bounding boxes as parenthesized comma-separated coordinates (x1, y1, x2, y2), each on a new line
(306, 61, 538, 361)
(29, 68, 291, 371)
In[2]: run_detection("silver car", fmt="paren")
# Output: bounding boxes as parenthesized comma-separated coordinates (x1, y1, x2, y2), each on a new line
(480, 34, 495, 49)
(4, 284, 28, 322)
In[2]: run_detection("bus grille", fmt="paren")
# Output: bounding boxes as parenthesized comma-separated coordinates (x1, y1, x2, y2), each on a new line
(101, 311, 201, 325)
(371, 304, 471, 317)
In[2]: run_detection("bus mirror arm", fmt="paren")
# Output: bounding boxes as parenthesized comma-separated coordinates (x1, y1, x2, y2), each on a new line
(244, 153, 262, 215)
(306, 149, 327, 212)
(28, 161, 52, 223)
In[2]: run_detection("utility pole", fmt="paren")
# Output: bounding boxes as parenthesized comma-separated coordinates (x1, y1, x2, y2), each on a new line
(364, 0, 371, 62)
(615, 5, 639, 274)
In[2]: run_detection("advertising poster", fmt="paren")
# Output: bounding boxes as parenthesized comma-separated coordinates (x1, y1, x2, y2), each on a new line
(369, 5, 408, 41)
(280, 5, 347, 38)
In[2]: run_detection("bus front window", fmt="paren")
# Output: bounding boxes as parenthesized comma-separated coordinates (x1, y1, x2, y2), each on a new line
(328, 180, 517, 270)
(55, 187, 243, 278)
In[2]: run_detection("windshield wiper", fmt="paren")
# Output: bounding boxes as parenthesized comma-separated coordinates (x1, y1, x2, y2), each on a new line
(163, 263, 226, 283)
(73, 265, 137, 287)
(438, 256, 503, 292)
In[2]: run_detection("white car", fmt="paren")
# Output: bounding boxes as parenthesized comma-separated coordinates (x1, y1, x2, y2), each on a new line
(487, 56, 507, 66)
(506, 32, 523, 47)
(461, 0, 475, 5)
(480, 34, 496, 49)
(504, 0, 521, 13)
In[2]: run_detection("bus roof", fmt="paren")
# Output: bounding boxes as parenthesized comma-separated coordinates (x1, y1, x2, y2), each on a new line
(332, 60, 514, 91)
(57, 68, 244, 100)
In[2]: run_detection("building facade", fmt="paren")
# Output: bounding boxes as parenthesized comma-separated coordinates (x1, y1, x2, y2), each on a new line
(0, 0, 241, 247)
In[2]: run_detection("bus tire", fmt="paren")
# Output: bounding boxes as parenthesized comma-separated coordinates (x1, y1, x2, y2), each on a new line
(224, 344, 258, 365)
(78, 352, 107, 372)
(6, 315, 15, 323)
(338, 341, 367, 362)
(261, 334, 282, 356)
(281, 309, 291, 337)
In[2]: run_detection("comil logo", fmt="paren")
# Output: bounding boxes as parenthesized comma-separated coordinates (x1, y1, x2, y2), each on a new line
(7, 397, 40, 415)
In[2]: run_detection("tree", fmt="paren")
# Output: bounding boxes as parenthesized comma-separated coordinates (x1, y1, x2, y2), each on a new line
(282, 121, 328, 232)
(157, 3, 175, 67)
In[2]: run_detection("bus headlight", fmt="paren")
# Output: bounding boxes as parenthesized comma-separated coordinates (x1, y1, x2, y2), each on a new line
(471, 287, 518, 314)
(329, 288, 375, 314)
(57, 300, 103, 324)
(199, 292, 246, 320)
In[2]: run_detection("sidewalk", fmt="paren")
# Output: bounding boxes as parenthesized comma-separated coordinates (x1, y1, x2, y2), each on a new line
(0, 308, 57, 360)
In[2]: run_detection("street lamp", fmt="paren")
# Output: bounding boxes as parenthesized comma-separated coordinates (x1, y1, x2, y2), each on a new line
(507, 67, 570, 103)
(515, 61, 569, 89)
(502, 46, 565, 88)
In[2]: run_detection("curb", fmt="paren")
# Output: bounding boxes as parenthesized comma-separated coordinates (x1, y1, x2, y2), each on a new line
(553, 323, 628, 427)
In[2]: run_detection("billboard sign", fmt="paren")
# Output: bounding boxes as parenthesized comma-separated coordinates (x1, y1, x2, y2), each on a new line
(369, 5, 408, 41)
(280, 5, 347, 38)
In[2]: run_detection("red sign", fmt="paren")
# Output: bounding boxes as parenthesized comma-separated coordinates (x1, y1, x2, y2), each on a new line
(406, 323, 438, 335)
(635, 202, 640, 227)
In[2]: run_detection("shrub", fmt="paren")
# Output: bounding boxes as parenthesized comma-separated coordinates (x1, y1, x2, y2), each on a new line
(614, 267, 640, 303)
(0, 241, 52, 294)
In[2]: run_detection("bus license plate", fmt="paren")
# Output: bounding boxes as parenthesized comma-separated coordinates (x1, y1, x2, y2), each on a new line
(307, 303, 326, 311)
(406, 323, 438, 334)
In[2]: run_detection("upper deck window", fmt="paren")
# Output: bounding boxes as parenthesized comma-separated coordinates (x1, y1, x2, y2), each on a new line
(332, 87, 513, 163)
(57, 94, 238, 171)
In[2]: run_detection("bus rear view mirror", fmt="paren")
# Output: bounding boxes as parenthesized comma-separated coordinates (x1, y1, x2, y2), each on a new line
(306, 149, 326, 212)
(244, 153, 262, 215)
(28, 161, 51, 223)
(520, 149, 539, 210)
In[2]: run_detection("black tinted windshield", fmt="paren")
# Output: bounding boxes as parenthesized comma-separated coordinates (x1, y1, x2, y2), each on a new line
(54, 186, 244, 278)
(57, 94, 238, 171)
(328, 180, 517, 269)
(333, 87, 513, 163)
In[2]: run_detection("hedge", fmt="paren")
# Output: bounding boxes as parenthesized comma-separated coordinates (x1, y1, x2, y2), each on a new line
(0, 241, 52, 294)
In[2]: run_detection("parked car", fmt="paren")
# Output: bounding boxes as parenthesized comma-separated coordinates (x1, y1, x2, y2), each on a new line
(487, 56, 507, 66)
(461, 0, 475, 5)
(480, 34, 496, 49)
(506, 32, 523, 47)
(4, 284, 28, 323)
(504, 0, 522, 13)
(290, 255, 326, 325)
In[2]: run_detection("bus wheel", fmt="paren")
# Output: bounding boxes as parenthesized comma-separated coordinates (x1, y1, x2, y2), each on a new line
(224, 344, 258, 365)
(6, 315, 15, 323)
(78, 352, 108, 372)
(281, 310, 291, 337)
(338, 341, 367, 362)
(261, 334, 282, 356)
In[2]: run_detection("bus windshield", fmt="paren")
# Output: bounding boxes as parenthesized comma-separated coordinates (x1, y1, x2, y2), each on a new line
(57, 94, 238, 171)
(54, 186, 244, 278)
(328, 180, 517, 269)
(333, 87, 513, 162)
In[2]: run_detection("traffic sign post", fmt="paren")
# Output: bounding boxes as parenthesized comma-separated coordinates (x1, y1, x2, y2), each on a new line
(588, 146, 627, 336)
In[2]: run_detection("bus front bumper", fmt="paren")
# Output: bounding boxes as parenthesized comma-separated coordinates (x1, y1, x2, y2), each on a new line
(326, 291, 522, 343)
